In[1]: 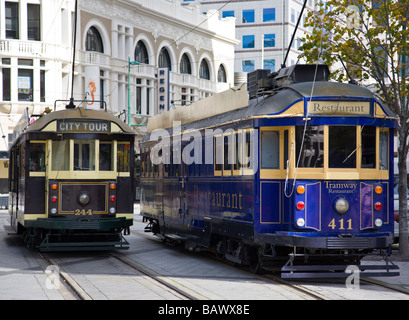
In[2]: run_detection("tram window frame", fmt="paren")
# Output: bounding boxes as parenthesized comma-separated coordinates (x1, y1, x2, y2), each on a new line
(51, 140, 70, 171)
(261, 130, 280, 169)
(74, 139, 96, 171)
(29, 141, 46, 174)
(99, 141, 113, 171)
(164, 145, 170, 177)
(379, 129, 389, 170)
(223, 131, 233, 176)
(117, 142, 131, 174)
(143, 148, 149, 177)
(284, 130, 289, 170)
(233, 130, 242, 176)
(214, 134, 223, 176)
(173, 145, 181, 177)
(361, 126, 376, 169)
(20, 142, 26, 178)
(242, 129, 254, 175)
(328, 126, 356, 169)
(295, 125, 324, 168)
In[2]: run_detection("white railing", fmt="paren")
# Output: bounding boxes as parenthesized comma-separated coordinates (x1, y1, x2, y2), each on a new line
(0, 40, 71, 60)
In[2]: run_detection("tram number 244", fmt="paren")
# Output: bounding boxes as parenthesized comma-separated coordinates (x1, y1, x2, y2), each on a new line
(328, 218, 353, 230)
(75, 209, 93, 216)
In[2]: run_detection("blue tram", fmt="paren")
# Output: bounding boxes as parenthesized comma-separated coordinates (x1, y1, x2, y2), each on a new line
(140, 64, 399, 277)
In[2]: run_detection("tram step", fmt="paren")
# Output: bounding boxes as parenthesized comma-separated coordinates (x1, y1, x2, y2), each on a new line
(165, 234, 187, 241)
(38, 233, 130, 252)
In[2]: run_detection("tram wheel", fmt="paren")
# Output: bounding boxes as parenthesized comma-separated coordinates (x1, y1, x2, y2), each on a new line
(248, 246, 265, 274)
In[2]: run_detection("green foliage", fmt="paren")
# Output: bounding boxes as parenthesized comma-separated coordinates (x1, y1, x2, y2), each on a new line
(300, 0, 409, 116)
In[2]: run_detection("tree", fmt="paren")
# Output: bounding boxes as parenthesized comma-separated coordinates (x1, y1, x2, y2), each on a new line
(300, 0, 409, 256)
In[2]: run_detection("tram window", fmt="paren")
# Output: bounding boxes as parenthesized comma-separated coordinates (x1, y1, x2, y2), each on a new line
(164, 146, 170, 176)
(214, 136, 223, 172)
(361, 126, 376, 168)
(52, 140, 70, 171)
(20, 144, 26, 177)
(142, 149, 148, 177)
(284, 130, 289, 169)
(261, 131, 279, 169)
(29, 142, 45, 172)
(223, 134, 233, 172)
(242, 130, 252, 170)
(233, 131, 241, 172)
(100, 142, 113, 171)
(74, 140, 95, 171)
(117, 142, 130, 172)
(379, 130, 388, 170)
(296, 125, 324, 168)
(329, 126, 356, 168)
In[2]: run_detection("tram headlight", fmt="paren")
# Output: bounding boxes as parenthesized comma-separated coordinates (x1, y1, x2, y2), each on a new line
(109, 207, 116, 214)
(78, 192, 90, 206)
(375, 218, 383, 227)
(334, 198, 349, 214)
(50, 208, 57, 214)
(296, 218, 305, 227)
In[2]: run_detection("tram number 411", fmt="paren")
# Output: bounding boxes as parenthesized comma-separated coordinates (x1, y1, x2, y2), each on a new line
(328, 218, 353, 230)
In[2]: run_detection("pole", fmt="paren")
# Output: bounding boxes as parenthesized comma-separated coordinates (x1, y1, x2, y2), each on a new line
(128, 56, 131, 125)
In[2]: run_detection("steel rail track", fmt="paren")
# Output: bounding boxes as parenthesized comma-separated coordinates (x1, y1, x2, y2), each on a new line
(33, 251, 92, 300)
(109, 251, 209, 300)
(131, 224, 409, 299)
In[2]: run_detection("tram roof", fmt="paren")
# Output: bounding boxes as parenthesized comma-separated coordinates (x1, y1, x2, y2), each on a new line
(143, 80, 395, 142)
(25, 107, 134, 134)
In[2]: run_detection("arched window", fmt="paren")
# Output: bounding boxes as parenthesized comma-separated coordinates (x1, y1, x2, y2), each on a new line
(158, 47, 171, 70)
(86, 26, 103, 53)
(180, 53, 191, 74)
(199, 59, 210, 80)
(134, 41, 149, 64)
(217, 65, 227, 83)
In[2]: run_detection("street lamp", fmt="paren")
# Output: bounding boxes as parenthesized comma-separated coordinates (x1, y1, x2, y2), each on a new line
(128, 56, 141, 125)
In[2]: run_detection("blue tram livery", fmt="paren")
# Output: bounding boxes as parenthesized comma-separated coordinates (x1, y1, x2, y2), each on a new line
(140, 64, 399, 278)
(8, 103, 135, 251)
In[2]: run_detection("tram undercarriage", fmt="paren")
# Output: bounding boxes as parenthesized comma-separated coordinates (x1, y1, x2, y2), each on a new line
(143, 217, 399, 278)
(19, 218, 131, 252)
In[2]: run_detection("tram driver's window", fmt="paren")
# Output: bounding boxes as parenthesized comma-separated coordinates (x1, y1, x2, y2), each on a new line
(296, 125, 324, 168)
(52, 140, 70, 171)
(29, 142, 45, 172)
(74, 140, 95, 171)
(100, 142, 113, 171)
(117, 142, 130, 172)
(329, 126, 356, 168)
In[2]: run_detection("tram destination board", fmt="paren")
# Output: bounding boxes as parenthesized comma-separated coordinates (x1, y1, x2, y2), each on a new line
(57, 119, 111, 133)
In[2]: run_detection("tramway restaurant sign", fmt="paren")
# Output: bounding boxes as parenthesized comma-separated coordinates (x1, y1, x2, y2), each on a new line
(307, 101, 370, 115)
(57, 120, 111, 133)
